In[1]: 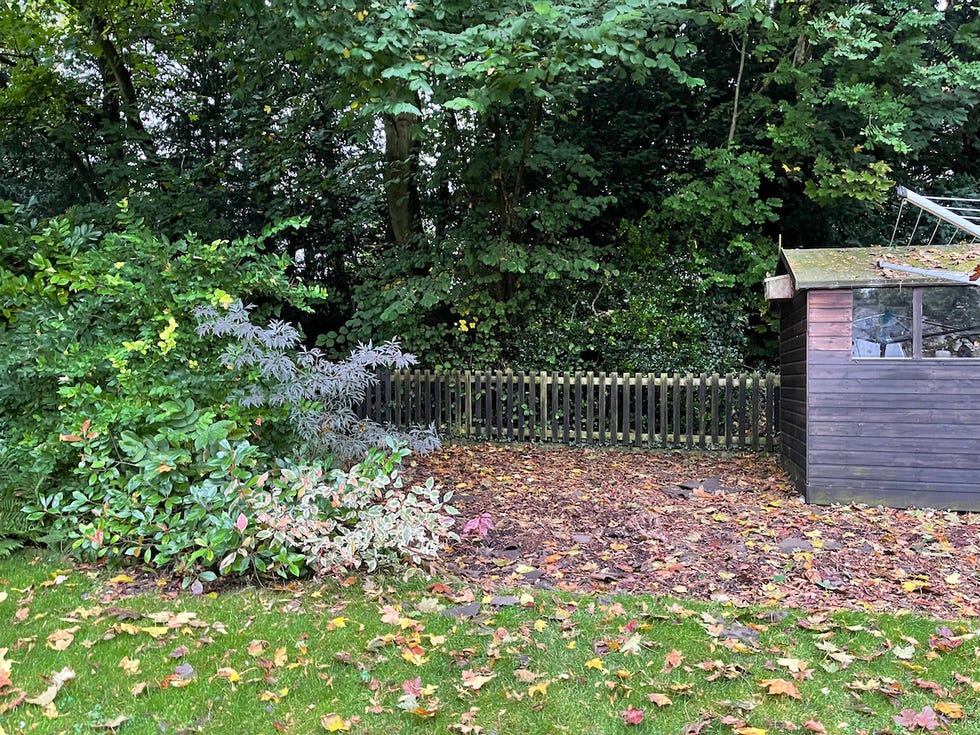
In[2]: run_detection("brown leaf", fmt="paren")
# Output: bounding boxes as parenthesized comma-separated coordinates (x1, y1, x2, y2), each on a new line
(663, 649, 683, 673)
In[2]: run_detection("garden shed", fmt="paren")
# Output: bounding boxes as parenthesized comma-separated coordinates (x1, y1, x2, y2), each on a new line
(766, 242, 980, 511)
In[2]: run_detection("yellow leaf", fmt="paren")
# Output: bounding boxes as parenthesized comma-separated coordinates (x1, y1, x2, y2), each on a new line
(327, 617, 348, 630)
(118, 657, 140, 675)
(273, 646, 288, 667)
(585, 658, 606, 672)
(109, 574, 135, 584)
(935, 702, 964, 719)
(945, 572, 962, 586)
(735, 728, 767, 735)
(528, 681, 549, 697)
(402, 649, 428, 666)
(320, 713, 351, 732)
(533, 619, 548, 632)
(216, 667, 240, 683)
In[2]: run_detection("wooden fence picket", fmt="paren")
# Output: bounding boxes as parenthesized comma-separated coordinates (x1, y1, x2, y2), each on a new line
(363, 369, 779, 451)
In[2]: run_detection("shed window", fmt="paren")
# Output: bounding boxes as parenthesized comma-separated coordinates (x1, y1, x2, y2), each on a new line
(922, 287, 980, 358)
(852, 288, 912, 357)
(852, 286, 980, 359)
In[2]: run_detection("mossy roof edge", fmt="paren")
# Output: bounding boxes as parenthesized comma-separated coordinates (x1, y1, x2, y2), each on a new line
(778, 244, 980, 290)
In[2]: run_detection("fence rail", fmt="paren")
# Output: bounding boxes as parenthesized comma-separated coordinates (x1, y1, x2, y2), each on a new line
(360, 370, 780, 451)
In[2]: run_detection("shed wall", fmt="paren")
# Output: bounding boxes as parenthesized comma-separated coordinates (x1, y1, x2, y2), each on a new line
(805, 289, 980, 511)
(779, 293, 807, 486)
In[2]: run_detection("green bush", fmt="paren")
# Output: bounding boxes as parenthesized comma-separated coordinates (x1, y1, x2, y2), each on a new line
(3, 200, 454, 580)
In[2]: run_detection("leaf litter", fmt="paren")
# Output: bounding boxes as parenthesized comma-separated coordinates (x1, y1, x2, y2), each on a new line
(406, 443, 980, 619)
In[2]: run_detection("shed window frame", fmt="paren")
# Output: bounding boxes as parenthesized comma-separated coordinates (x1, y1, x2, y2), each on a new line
(851, 286, 980, 360)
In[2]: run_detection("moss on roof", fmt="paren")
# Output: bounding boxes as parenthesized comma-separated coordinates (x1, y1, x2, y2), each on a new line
(779, 243, 980, 290)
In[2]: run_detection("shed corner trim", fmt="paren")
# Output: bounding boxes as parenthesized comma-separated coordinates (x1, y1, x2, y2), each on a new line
(764, 274, 796, 301)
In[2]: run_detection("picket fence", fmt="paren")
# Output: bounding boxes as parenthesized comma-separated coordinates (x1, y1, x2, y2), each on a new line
(359, 370, 780, 451)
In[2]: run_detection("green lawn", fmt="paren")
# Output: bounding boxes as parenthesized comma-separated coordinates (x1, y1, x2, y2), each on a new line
(0, 551, 977, 735)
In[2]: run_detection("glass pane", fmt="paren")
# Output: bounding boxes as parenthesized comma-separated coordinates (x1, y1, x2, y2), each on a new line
(852, 288, 912, 358)
(922, 287, 980, 358)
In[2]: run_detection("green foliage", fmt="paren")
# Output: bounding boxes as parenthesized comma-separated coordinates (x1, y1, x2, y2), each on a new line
(3, 0, 980, 372)
(0, 200, 317, 546)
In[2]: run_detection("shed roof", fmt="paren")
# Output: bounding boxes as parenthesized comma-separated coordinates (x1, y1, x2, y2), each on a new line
(778, 244, 980, 290)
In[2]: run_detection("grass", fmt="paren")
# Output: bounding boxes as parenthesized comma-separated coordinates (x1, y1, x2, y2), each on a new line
(1, 550, 978, 735)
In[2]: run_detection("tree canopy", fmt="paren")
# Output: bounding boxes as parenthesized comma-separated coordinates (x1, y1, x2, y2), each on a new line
(3, 0, 978, 371)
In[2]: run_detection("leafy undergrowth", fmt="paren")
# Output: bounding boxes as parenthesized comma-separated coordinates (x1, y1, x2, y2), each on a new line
(406, 445, 980, 619)
(1, 553, 979, 735)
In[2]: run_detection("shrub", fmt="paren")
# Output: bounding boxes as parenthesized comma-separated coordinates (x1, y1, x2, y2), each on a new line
(5, 201, 452, 580)
(253, 444, 457, 575)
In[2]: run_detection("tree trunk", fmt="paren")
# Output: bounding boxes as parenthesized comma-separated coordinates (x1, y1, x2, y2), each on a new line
(382, 103, 420, 245)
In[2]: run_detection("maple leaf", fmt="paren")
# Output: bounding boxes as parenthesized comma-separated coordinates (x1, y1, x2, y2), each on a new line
(402, 677, 422, 696)
(528, 681, 549, 697)
(647, 693, 672, 707)
(215, 667, 240, 683)
(757, 678, 802, 699)
(663, 649, 683, 673)
(934, 702, 964, 719)
(25, 667, 75, 707)
(585, 658, 607, 672)
(621, 707, 645, 725)
(47, 625, 78, 651)
(320, 713, 351, 732)
(893, 706, 939, 731)
(118, 657, 140, 675)
(461, 670, 495, 691)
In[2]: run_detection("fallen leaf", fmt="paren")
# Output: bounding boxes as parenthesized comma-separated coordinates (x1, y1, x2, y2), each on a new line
(118, 657, 140, 675)
(663, 649, 683, 673)
(46, 628, 77, 651)
(893, 706, 938, 732)
(647, 692, 672, 707)
(92, 713, 128, 729)
(735, 728, 767, 735)
(216, 667, 240, 683)
(621, 707, 644, 725)
(758, 678, 802, 699)
(320, 713, 351, 732)
(528, 681, 549, 697)
(26, 667, 75, 706)
(934, 702, 964, 719)
(461, 670, 495, 691)
(803, 721, 826, 733)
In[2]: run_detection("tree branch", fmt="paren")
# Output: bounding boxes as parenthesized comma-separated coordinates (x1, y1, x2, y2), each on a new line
(727, 27, 749, 145)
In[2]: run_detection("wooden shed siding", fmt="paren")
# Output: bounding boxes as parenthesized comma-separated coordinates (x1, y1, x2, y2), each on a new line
(803, 288, 980, 510)
(778, 293, 808, 486)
